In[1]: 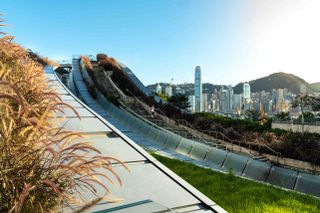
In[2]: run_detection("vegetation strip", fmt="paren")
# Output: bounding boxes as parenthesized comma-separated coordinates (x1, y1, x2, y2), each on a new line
(152, 153, 320, 213)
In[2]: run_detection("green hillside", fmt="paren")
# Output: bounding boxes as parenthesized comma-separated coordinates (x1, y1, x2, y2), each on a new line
(234, 72, 314, 94)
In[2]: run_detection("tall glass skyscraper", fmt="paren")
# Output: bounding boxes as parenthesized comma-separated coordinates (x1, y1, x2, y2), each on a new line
(194, 66, 203, 112)
(243, 82, 251, 99)
(243, 82, 251, 110)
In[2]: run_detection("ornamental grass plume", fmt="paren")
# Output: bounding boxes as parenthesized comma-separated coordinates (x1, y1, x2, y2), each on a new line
(0, 15, 128, 212)
(96, 53, 121, 72)
(80, 55, 93, 71)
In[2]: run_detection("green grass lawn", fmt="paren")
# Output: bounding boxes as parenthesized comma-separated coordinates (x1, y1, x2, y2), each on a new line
(152, 154, 320, 213)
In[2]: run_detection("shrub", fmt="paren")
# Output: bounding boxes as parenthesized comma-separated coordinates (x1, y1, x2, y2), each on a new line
(96, 53, 108, 62)
(96, 53, 145, 98)
(97, 54, 121, 72)
(80, 55, 93, 71)
(274, 112, 290, 121)
(277, 131, 320, 164)
(27, 50, 58, 67)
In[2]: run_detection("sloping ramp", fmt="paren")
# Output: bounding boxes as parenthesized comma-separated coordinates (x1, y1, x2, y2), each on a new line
(48, 64, 226, 212)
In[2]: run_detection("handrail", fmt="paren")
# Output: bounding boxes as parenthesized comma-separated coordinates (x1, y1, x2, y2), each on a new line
(272, 119, 320, 126)
(199, 129, 281, 162)
(103, 70, 127, 101)
(173, 118, 283, 161)
(120, 90, 220, 147)
(120, 89, 279, 160)
(124, 88, 176, 126)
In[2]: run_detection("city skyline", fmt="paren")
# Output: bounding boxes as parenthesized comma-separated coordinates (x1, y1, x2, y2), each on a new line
(2, 0, 320, 86)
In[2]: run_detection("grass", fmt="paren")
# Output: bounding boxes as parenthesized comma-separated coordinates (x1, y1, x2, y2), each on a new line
(152, 153, 320, 213)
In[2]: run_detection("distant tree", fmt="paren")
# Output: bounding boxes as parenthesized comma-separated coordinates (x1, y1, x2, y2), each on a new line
(259, 102, 268, 125)
(311, 96, 320, 112)
(244, 109, 260, 121)
(298, 112, 315, 122)
(292, 94, 316, 114)
(96, 53, 108, 61)
(157, 92, 168, 101)
(291, 94, 319, 133)
(274, 112, 290, 121)
(168, 93, 190, 109)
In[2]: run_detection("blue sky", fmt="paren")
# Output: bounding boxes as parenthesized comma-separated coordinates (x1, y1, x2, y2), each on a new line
(2, 0, 320, 85)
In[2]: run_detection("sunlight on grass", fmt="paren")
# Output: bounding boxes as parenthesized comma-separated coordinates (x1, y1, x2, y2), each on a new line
(152, 153, 320, 213)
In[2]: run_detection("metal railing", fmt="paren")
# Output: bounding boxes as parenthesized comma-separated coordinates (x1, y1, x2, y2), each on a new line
(174, 118, 282, 162)
(272, 119, 320, 126)
(199, 129, 282, 162)
(120, 89, 282, 162)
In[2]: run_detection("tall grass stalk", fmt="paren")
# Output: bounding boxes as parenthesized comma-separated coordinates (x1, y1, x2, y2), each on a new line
(0, 16, 127, 212)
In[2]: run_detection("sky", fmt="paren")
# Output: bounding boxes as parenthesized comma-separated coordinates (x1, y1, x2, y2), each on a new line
(1, 0, 320, 86)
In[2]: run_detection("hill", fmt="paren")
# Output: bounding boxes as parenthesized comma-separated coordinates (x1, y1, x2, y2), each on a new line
(233, 72, 314, 94)
(148, 72, 315, 95)
(311, 83, 320, 92)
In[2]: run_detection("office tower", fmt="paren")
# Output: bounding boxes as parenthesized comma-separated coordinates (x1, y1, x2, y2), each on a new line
(175, 86, 182, 95)
(232, 94, 242, 114)
(202, 93, 208, 112)
(243, 82, 251, 99)
(165, 85, 172, 97)
(271, 89, 277, 113)
(188, 95, 196, 113)
(218, 89, 227, 113)
(194, 66, 203, 112)
(243, 82, 251, 111)
(227, 85, 233, 112)
(155, 83, 162, 94)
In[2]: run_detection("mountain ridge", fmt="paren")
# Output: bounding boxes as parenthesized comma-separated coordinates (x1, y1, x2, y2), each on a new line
(233, 72, 314, 94)
(147, 72, 315, 95)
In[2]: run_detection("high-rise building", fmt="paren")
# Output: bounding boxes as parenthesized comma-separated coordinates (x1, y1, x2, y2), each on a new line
(165, 85, 172, 97)
(232, 94, 242, 114)
(202, 93, 208, 112)
(218, 89, 227, 113)
(226, 85, 233, 112)
(210, 93, 219, 112)
(188, 95, 196, 113)
(243, 82, 251, 99)
(271, 89, 277, 113)
(243, 82, 251, 111)
(155, 83, 162, 94)
(194, 66, 203, 112)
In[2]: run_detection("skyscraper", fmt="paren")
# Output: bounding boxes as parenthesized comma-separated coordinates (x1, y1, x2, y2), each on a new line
(194, 66, 203, 112)
(243, 82, 251, 111)
(188, 95, 196, 113)
(165, 85, 172, 97)
(202, 93, 208, 112)
(155, 83, 162, 94)
(232, 94, 242, 114)
(243, 82, 251, 99)
(218, 89, 227, 113)
(226, 85, 233, 112)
